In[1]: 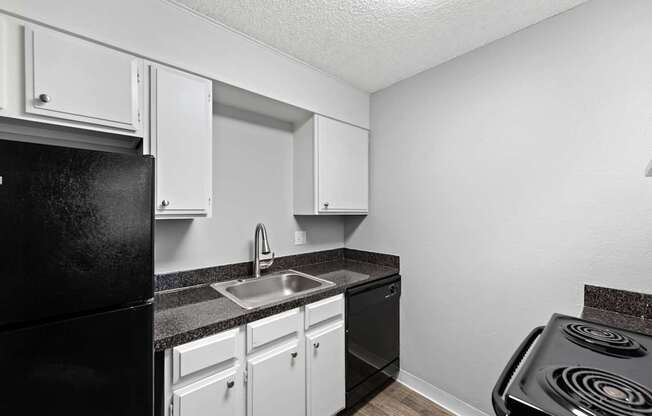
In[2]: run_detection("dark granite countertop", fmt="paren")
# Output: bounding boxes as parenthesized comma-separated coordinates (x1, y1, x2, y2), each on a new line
(580, 284, 652, 336)
(154, 259, 399, 351)
(582, 307, 652, 337)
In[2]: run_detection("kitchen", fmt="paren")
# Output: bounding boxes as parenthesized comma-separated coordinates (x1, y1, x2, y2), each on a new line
(1, 1, 652, 416)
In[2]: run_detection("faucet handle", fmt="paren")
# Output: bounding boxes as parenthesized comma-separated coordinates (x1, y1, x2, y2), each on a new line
(260, 252, 275, 269)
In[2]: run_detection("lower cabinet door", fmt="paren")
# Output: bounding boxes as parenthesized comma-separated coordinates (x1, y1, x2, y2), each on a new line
(247, 341, 305, 416)
(173, 367, 239, 416)
(306, 321, 346, 416)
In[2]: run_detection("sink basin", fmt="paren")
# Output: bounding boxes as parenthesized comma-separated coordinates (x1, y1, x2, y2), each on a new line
(211, 270, 335, 310)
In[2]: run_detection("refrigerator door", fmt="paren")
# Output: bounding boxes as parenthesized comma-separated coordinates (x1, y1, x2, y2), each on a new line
(0, 302, 153, 416)
(0, 139, 153, 326)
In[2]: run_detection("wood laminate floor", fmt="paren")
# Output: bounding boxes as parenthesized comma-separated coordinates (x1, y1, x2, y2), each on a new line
(340, 381, 453, 416)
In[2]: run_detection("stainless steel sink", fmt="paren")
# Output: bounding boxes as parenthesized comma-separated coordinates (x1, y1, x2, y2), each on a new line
(211, 270, 335, 310)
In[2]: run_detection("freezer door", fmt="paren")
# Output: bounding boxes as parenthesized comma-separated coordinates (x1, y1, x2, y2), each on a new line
(0, 303, 153, 416)
(0, 139, 153, 325)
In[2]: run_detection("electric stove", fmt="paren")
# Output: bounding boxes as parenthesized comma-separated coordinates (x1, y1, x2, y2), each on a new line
(492, 314, 652, 416)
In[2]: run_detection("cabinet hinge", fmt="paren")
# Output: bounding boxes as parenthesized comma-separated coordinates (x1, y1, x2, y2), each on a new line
(137, 71, 141, 84)
(137, 111, 141, 123)
(208, 93, 212, 103)
(243, 368, 248, 384)
(169, 402, 173, 416)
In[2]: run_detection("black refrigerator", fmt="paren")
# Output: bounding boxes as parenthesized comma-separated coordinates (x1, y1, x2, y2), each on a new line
(0, 139, 154, 415)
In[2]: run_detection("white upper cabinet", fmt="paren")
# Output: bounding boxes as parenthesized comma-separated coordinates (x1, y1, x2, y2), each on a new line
(149, 64, 213, 219)
(294, 115, 369, 215)
(317, 116, 369, 213)
(24, 25, 142, 133)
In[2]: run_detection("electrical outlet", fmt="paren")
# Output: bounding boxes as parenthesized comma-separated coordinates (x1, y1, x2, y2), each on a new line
(294, 230, 307, 245)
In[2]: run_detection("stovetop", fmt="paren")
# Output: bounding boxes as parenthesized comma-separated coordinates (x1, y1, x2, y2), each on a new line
(498, 314, 652, 416)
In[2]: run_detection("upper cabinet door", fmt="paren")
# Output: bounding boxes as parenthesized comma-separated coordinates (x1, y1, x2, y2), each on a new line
(151, 64, 212, 219)
(317, 115, 369, 213)
(24, 26, 142, 132)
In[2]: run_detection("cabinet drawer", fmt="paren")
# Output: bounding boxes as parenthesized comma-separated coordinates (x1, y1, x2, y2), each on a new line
(247, 309, 299, 353)
(172, 329, 238, 383)
(305, 295, 344, 329)
(173, 367, 238, 416)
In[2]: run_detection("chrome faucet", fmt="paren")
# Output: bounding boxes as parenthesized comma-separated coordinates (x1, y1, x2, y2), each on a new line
(254, 223, 275, 277)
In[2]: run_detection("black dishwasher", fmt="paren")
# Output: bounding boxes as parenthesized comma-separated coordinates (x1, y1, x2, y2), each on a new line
(345, 274, 401, 409)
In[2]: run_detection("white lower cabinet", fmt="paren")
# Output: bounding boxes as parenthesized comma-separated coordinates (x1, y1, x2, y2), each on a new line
(306, 321, 346, 416)
(172, 367, 239, 416)
(247, 341, 305, 416)
(163, 295, 345, 416)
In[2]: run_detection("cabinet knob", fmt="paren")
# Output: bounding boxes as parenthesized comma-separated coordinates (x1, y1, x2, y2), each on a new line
(226, 380, 235, 389)
(323, 202, 329, 209)
(313, 342, 320, 349)
(291, 352, 298, 358)
(38, 94, 51, 103)
(161, 200, 170, 207)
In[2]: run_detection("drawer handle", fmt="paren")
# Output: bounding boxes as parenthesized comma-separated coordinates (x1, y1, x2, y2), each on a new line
(38, 93, 51, 103)
(226, 380, 235, 389)
(161, 200, 170, 207)
(313, 342, 320, 349)
(291, 351, 298, 358)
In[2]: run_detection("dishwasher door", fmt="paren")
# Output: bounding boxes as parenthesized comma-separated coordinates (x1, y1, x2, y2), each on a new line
(346, 274, 400, 405)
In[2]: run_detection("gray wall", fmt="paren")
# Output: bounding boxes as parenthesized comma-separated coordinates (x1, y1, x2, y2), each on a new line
(345, 0, 652, 413)
(156, 107, 344, 274)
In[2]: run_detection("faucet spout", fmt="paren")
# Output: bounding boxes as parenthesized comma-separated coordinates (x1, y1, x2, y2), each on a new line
(254, 223, 274, 278)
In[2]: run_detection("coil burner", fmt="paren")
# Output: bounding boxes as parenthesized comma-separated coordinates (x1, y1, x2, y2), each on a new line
(563, 323, 646, 357)
(542, 366, 652, 416)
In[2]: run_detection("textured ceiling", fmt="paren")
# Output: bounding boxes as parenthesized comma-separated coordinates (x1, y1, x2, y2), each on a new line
(174, 0, 588, 92)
